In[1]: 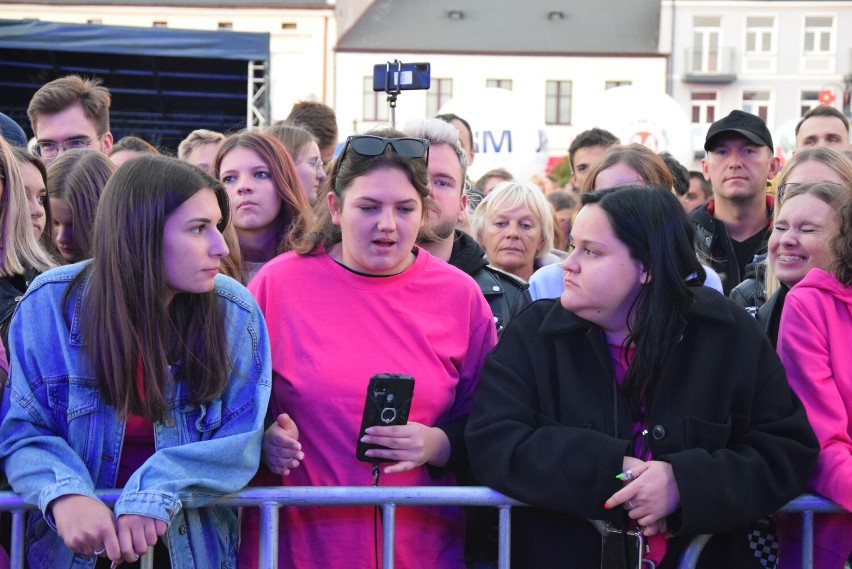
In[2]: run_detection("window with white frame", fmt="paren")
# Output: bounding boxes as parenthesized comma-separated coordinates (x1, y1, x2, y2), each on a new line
(363, 77, 388, 122)
(690, 90, 719, 124)
(545, 80, 572, 125)
(799, 90, 821, 116)
(426, 79, 453, 116)
(744, 16, 776, 72)
(801, 15, 836, 73)
(692, 16, 722, 73)
(486, 79, 513, 90)
(742, 90, 771, 123)
(803, 16, 834, 54)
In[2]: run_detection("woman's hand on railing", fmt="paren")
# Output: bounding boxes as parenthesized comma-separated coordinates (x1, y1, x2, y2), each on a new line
(261, 413, 304, 476)
(50, 494, 120, 558)
(360, 422, 451, 473)
(604, 460, 681, 531)
(115, 514, 167, 564)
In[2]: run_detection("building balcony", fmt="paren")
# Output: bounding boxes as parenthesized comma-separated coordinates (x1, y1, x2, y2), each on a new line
(683, 47, 737, 84)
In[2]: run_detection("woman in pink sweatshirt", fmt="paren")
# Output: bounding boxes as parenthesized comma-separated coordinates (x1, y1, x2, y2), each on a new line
(777, 185, 852, 569)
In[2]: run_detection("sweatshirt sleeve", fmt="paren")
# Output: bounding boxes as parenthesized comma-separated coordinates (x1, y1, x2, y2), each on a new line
(778, 291, 852, 511)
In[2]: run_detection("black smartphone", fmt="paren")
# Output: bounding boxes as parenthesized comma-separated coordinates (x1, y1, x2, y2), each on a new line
(600, 525, 644, 569)
(356, 374, 415, 463)
(372, 62, 431, 92)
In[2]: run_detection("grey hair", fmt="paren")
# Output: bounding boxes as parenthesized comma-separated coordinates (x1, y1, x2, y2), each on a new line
(403, 117, 468, 174)
(472, 180, 555, 261)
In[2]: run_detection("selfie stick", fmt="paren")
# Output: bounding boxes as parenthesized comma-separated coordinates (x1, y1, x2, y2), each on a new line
(384, 60, 403, 128)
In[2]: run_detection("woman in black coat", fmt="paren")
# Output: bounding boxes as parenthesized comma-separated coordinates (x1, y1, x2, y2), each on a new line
(466, 186, 818, 569)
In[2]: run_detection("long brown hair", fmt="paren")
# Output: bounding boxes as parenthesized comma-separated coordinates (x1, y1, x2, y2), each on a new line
(70, 155, 232, 421)
(46, 149, 115, 261)
(11, 145, 58, 261)
(582, 144, 674, 193)
(214, 130, 312, 258)
(0, 138, 55, 276)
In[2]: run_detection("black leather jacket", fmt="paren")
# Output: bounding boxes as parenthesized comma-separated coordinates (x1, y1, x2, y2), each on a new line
(690, 200, 773, 296)
(0, 267, 40, 353)
(448, 230, 531, 336)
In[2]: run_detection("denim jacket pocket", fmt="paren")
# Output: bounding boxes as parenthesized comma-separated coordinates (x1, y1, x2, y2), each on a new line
(45, 376, 100, 420)
(684, 416, 732, 453)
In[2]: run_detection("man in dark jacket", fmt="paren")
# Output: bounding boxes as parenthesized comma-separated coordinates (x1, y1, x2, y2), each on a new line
(693, 110, 781, 294)
(405, 118, 530, 335)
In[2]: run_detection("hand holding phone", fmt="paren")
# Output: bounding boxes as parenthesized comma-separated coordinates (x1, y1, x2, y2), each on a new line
(356, 374, 415, 464)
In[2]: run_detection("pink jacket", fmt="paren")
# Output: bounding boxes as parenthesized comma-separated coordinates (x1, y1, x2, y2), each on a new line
(778, 268, 852, 511)
(777, 268, 851, 569)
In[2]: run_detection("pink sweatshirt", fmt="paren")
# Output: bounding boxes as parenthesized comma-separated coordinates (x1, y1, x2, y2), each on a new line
(242, 248, 496, 569)
(777, 268, 851, 568)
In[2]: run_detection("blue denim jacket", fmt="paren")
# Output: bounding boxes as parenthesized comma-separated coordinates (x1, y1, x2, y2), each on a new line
(0, 262, 272, 569)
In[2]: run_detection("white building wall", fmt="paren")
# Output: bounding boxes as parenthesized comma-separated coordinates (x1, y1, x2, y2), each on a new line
(0, 3, 336, 120)
(335, 51, 668, 161)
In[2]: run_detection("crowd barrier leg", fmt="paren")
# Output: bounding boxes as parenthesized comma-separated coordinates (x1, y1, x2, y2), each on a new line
(801, 509, 813, 569)
(676, 534, 711, 569)
(382, 503, 396, 569)
(10, 510, 23, 569)
(258, 501, 279, 569)
(140, 545, 153, 569)
(497, 505, 511, 569)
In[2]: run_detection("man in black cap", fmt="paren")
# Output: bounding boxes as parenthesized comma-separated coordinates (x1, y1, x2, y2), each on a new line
(691, 110, 781, 295)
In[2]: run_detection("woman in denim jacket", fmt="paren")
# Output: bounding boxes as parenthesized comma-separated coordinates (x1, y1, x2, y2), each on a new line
(0, 155, 272, 569)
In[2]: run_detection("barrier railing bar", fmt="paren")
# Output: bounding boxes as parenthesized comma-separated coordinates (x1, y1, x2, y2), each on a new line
(0, 489, 845, 569)
(382, 503, 396, 569)
(259, 501, 279, 569)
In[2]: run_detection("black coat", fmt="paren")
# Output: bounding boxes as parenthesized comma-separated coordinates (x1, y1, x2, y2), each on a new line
(465, 287, 818, 569)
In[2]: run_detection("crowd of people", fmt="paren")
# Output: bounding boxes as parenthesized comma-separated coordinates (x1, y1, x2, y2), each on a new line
(0, 72, 849, 569)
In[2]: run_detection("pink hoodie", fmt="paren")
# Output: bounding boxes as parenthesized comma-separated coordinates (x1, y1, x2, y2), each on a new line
(777, 268, 851, 568)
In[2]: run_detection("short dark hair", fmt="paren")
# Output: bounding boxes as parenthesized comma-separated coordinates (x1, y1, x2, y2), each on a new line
(795, 105, 850, 136)
(659, 152, 689, 196)
(546, 191, 576, 212)
(28, 75, 111, 136)
(688, 171, 712, 199)
(285, 101, 338, 152)
(109, 136, 159, 156)
(568, 128, 619, 169)
(435, 113, 473, 149)
(473, 168, 513, 194)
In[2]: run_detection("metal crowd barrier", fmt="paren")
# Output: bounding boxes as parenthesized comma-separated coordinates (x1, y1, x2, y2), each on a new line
(0, 488, 845, 569)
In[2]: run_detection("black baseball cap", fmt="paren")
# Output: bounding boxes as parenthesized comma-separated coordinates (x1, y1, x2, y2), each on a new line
(704, 110, 773, 152)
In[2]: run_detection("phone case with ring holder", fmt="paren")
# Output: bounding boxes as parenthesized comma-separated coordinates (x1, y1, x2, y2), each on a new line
(356, 374, 415, 463)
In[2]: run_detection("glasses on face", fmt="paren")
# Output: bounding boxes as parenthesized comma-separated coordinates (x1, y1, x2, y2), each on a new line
(35, 134, 103, 160)
(776, 182, 799, 202)
(303, 157, 325, 174)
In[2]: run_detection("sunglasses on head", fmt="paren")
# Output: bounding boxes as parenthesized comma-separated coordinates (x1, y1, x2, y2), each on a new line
(342, 135, 429, 163)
